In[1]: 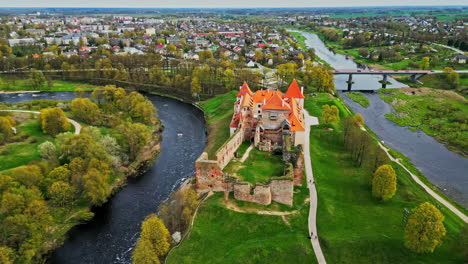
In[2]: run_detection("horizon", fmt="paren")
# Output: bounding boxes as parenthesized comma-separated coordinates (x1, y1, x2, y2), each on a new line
(2, 0, 467, 8)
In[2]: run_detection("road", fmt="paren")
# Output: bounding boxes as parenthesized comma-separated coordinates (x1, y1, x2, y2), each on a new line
(429, 42, 465, 55)
(303, 109, 326, 264)
(378, 142, 468, 223)
(0, 110, 81, 134)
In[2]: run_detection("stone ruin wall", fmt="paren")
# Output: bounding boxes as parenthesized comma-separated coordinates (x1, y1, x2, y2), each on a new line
(270, 179, 294, 206)
(195, 152, 225, 192)
(216, 128, 244, 169)
(293, 152, 304, 186)
(233, 183, 272, 205)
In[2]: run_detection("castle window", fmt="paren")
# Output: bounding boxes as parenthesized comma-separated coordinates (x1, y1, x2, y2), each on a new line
(269, 112, 278, 120)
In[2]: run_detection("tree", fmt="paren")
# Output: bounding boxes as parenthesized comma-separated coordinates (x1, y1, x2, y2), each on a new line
(132, 239, 160, 264)
(0, 116, 15, 143)
(47, 181, 76, 206)
(404, 202, 446, 253)
(132, 214, 170, 264)
(28, 69, 46, 90)
(38, 141, 58, 165)
(115, 122, 151, 161)
(420, 57, 430, 70)
(354, 113, 364, 126)
(443, 67, 460, 90)
(10, 165, 43, 187)
(310, 66, 335, 93)
(322, 104, 340, 124)
(166, 44, 176, 55)
(0, 246, 14, 264)
(190, 76, 202, 96)
(83, 168, 109, 205)
(372, 164, 397, 201)
(71, 98, 101, 124)
(38, 108, 70, 136)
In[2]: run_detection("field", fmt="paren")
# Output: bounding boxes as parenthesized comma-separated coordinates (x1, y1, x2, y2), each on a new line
(0, 78, 94, 92)
(305, 93, 466, 263)
(397, 73, 468, 95)
(198, 90, 237, 159)
(166, 180, 316, 264)
(378, 88, 468, 156)
(223, 147, 285, 184)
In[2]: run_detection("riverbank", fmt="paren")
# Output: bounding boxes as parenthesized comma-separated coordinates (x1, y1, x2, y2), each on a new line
(287, 27, 468, 71)
(0, 79, 95, 92)
(306, 93, 466, 263)
(0, 90, 163, 263)
(378, 87, 467, 157)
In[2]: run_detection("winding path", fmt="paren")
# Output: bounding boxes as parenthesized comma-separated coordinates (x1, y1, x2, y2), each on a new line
(0, 110, 81, 134)
(378, 142, 468, 223)
(303, 110, 326, 264)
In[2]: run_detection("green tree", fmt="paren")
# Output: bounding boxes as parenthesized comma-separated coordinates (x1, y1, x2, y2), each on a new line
(38, 107, 70, 136)
(443, 67, 460, 89)
(83, 168, 110, 205)
(0, 246, 14, 264)
(190, 76, 202, 96)
(420, 57, 430, 70)
(372, 164, 397, 201)
(115, 122, 151, 161)
(0, 116, 15, 143)
(322, 104, 340, 124)
(71, 98, 101, 124)
(404, 202, 446, 253)
(28, 69, 46, 90)
(47, 181, 76, 206)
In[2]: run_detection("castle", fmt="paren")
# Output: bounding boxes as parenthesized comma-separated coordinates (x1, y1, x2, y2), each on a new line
(229, 80, 305, 151)
(195, 80, 305, 206)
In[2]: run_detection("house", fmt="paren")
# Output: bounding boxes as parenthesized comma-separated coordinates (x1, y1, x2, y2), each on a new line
(246, 60, 256, 67)
(451, 56, 467, 64)
(8, 38, 37, 47)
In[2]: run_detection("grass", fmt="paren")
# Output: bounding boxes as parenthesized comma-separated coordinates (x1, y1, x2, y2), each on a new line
(0, 119, 51, 171)
(166, 179, 316, 264)
(289, 31, 308, 50)
(305, 93, 466, 263)
(0, 78, 94, 92)
(378, 88, 467, 156)
(224, 147, 285, 185)
(344, 92, 370, 108)
(198, 90, 237, 159)
(398, 73, 468, 96)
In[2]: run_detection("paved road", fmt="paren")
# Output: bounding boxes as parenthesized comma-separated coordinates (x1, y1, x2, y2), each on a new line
(378, 142, 468, 223)
(303, 110, 326, 264)
(429, 42, 465, 55)
(0, 110, 81, 134)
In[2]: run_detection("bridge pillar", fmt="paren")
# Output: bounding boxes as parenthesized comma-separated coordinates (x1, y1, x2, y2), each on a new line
(381, 74, 388, 89)
(346, 74, 353, 91)
(409, 74, 417, 83)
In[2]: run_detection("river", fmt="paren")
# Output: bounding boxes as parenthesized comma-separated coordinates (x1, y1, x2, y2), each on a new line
(294, 30, 468, 207)
(0, 91, 207, 263)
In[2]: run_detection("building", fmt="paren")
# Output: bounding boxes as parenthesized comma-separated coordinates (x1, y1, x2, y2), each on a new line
(229, 80, 305, 150)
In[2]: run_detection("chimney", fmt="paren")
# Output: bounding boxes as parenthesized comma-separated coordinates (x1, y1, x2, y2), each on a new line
(263, 98, 266, 105)
(282, 100, 284, 107)
(301, 86, 304, 95)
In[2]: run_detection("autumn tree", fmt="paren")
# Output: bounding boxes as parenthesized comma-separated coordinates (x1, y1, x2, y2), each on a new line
(0, 116, 15, 143)
(322, 104, 340, 124)
(38, 107, 70, 136)
(443, 67, 460, 90)
(190, 76, 202, 96)
(71, 98, 101, 124)
(372, 164, 397, 201)
(404, 202, 446, 253)
(0, 246, 14, 264)
(354, 113, 364, 126)
(311, 66, 335, 93)
(132, 214, 170, 264)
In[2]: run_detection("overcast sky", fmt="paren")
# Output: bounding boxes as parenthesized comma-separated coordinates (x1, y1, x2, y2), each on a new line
(1, 0, 465, 8)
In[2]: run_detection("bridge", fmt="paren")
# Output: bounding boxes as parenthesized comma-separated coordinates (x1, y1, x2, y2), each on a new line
(331, 69, 468, 91)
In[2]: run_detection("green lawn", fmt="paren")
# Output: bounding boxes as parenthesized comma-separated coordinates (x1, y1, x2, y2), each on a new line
(0, 119, 50, 171)
(198, 90, 237, 159)
(289, 31, 308, 50)
(306, 93, 466, 263)
(166, 182, 316, 264)
(0, 78, 94, 92)
(224, 147, 285, 185)
(345, 92, 370, 108)
(378, 88, 467, 156)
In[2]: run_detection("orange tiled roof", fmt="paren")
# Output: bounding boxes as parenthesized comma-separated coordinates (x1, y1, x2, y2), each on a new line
(252, 90, 283, 103)
(236, 81, 253, 97)
(261, 92, 291, 110)
(240, 93, 254, 108)
(288, 113, 305, 131)
(285, 80, 304, 99)
(230, 113, 241, 128)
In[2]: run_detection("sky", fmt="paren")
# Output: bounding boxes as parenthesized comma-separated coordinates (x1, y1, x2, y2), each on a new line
(0, 0, 465, 8)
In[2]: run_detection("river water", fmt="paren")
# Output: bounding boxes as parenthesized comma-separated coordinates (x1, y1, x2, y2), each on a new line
(295, 30, 468, 207)
(0, 91, 207, 263)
